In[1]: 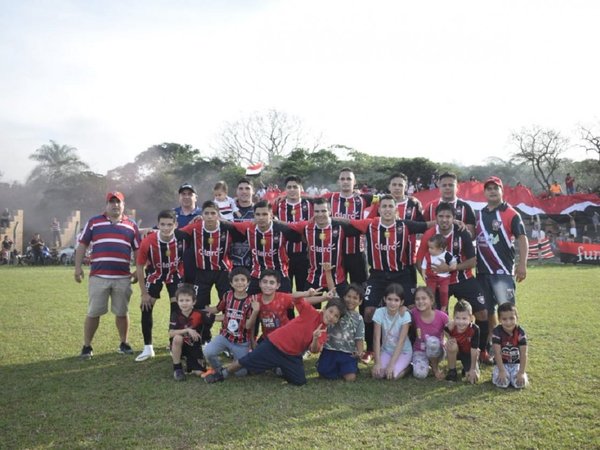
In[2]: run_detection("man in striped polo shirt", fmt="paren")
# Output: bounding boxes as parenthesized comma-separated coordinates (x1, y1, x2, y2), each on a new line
(75, 191, 141, 360)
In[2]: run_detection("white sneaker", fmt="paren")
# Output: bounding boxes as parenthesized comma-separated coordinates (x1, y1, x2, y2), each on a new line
(135, 347, 155, 362)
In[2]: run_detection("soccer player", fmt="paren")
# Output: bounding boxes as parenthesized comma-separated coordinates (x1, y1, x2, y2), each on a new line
(231, 178, 255, 270)
(475, 176, 528, 351)
(135, 209, 185, 362)
(423, 172, 476, 237)
(272, 175, 314, 291)
(348, 194, 429, 362)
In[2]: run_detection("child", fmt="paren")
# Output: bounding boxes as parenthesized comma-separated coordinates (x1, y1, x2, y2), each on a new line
(205, 297, 346, 385)
(492, 303, 528, 388)
(213, 181, 241, 220)
(169, 284, 207, 381)
(314, 263, 365, 382)
(411, 286, 448, 380)
(203, 267, 255, 376)
(372, 284, 412, 380)
(445, 300, 480, 383)
(135, 209, 186, 362)
(420, 234, 456, 312)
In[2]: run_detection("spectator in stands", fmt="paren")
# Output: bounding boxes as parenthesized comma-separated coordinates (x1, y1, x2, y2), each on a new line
(50, 217, 61, 247)
(565, 173, 575, 195)
(1, 235, 13, 264)
(592, 212, 599, 234)
(549, 181, 562, 197)
(0, 208, 10, 228)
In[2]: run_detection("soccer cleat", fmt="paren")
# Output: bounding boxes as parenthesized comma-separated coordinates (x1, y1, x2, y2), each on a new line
(135, 347, 155, 362)
(445, 368, 459, 382)
(118, 342, 134, 355)
(204, 368, 225, 384)
(173, 368, 186, 381)
(360, 351, 374, 364)
(80, 345, 93, 360)
(479, 349, 494, 365)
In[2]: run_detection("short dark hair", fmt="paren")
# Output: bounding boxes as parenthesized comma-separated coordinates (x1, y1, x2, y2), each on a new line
(383, 283, 404, 301)
(229, 266, 251, 282)
(313, 197, 329, 207)
(202, 200, 219, 211)
(379, 194, 396, 204)
(338, 167, 354, 176)
(259, 269, 281, 283)
(453, 299, 473, 316)
(435, 202, 456, 217)
(498, 302, 518, 318)
(284, 175, 302, 186)
(157, 209, 177, 221)
(388, 173, 408, 183)
(342, 283, 365, 302)
(237, 178, 253, 188)
(214, 180, 228, 192)
(175, 284, 196, 301)
(438, 172, 458, 182)
(253, 200, 271, 212)
(325, 297, 347, 318)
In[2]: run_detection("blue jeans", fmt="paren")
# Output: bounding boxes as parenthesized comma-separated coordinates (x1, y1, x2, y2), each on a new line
(203, 335, 250, 376)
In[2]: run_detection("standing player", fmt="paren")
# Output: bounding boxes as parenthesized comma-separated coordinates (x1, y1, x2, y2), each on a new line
(416, 202, 491, 362)
(348, 195, 429, 362)
(231, 200, 302, 295)
(179, 201, 245, 342)
(231, 178, 255, 270)
(423, 172, 476, 237)
(328, 167, 377, 285)
(476, 176, 528, 352)
(272, 175, 313, 291)
(135, 210, 185, 362)
(173, 182, 202, 285)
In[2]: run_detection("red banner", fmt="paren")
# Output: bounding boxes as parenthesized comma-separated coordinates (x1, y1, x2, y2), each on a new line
(557, 241, 600, 265)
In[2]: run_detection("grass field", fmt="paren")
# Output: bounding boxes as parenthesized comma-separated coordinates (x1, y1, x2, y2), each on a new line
(0, 264, 599, 449)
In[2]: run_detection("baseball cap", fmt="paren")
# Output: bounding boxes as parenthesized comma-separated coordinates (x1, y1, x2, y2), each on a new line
(106, 191, 125, 202)
(483, 176, 503, 190)
(178, 183, 196, 194)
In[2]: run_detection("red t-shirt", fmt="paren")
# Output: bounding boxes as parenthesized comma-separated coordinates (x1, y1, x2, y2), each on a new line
(257, 292, 294, 337)
(268, 299, 328, 356)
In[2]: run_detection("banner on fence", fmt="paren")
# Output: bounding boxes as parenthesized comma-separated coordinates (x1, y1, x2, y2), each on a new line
(527, 238, 554, 260)
(557, 241, 600, 265)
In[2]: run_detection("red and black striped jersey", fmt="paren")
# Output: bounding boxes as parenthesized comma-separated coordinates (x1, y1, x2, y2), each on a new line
(216, 291, 255, 344)
(272, 197, 313, 254)
(368, 197, 425, 263)
(445, 322, 480, 354)
(423, 198, 476, 226)
(476, 203, 526, 276)
(328, 192, 375, 254)
(136, 230, 184, 284)
(180, 221, 243, 272)
(288, 219, 361, 287)
(350, 218, 427, 272)
(417, 225, 476, 284)
(232, 221, 302, 279)
(169, 310, 204, 346)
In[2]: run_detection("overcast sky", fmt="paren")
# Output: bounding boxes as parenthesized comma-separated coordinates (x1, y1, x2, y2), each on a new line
(1, 0, 598, 183)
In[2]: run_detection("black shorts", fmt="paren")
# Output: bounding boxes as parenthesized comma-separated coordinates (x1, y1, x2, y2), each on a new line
(288, 252, 309, 291)
(458, 351, 473, 373)
(145, 278, 180, 300)
(364, 270, 416, 308)
(181, 340, 205, 370)
(449, 278, 486, 313)
(194, 270, 230, 309)
(343, 252, 368, 285)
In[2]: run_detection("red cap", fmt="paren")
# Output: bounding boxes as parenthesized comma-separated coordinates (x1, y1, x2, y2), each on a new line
(106, 191, 125, 202)
(483, 176, 503, 190)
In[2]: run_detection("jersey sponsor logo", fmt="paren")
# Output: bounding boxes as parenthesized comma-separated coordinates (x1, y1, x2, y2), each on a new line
(374, 242, 398, 251)
(252, 248, 276, 257)
(309, 245, 333, 253)
(200, 249, 223, 257)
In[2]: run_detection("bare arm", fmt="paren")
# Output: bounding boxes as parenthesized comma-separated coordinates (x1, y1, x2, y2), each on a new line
(516, 235, 528, 282)
(74, 243, 89, 283)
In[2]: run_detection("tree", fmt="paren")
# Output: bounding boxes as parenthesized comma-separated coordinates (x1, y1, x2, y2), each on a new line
(511, 127, 568, 192)
(28, 140, 89, 184)
(214, 109, 319, 166)
(579, 126, 600, 164)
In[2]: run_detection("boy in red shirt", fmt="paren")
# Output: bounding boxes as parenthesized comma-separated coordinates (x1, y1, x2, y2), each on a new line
(205, 297, 346, 386)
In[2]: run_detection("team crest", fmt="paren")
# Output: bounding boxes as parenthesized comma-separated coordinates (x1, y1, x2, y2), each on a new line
(332, 229, 339, 238)
(208, 237, 214, 245)
(302, 204, 308, 211)
(319, 232, 326, 241)
(273, 235, 280, 245)
(453, 240, 459, 249)
(492, 220, 501, 231)
(406, 207, 413, 217)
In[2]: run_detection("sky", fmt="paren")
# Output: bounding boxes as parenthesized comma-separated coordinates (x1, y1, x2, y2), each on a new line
(1, 0, 599, 183)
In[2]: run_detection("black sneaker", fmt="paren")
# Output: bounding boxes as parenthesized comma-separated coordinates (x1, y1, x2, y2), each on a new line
(173, 368, 186, 382)
(80, 345, 93, 360)
(204, 368, 225, 384)
(445, 368, 459, 382)
(118, 342, 134, 355)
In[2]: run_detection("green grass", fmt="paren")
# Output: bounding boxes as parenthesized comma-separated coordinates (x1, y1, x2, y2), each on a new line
(1, 264, 599, 449)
